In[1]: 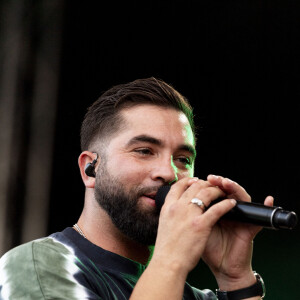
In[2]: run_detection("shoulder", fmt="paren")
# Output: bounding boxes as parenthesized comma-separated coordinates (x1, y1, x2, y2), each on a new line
(0, 237, 53, 270)
(0, 238, 54, 299)
(0, 236, 91, 299)
(0, 236, 73, 270)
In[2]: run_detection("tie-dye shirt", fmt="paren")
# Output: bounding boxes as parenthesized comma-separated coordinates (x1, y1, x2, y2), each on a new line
(0, 227, 216, 299)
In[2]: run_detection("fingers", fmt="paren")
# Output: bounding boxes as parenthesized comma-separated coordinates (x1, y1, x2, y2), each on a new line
(185, 181, 238, 225)
(194, 199, 237, 228)
(207, 174, 251, 203)
(164, 177, 199, 205)
(166, 177, 227, 210)
(264, 195, 274, 207)
(183, 180, 226, 209)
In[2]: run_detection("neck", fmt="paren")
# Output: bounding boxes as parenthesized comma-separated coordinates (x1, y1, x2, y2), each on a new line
(77, 200, 151, 265)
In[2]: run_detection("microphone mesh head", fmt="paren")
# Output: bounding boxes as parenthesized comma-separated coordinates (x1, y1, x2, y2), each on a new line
(155, 186, 171, 210)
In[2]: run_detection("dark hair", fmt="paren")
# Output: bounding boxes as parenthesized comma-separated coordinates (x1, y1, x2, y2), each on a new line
(80, 77, 195, 151)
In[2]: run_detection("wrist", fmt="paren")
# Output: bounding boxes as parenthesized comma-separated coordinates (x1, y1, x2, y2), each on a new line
(216, 271, 265, 300)
(216, 270, 257, 291)
(149, 256, 189, 282)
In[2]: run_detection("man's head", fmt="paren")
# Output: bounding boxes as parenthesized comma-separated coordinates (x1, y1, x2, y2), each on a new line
(79, 77, 197, 246)
(80, 77, 196, 152)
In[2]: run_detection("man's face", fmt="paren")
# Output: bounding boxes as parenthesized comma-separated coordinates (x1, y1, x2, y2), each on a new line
(94, 104, 196, 245)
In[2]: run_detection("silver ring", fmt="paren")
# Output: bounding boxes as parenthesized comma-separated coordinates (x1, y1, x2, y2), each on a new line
(191, 198, 206, 210)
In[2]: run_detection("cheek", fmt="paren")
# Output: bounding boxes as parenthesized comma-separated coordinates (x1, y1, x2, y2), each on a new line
(107, 158, 150, 183)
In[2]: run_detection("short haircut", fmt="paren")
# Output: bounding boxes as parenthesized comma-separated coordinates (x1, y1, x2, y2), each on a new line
(80, 77, 195, 151)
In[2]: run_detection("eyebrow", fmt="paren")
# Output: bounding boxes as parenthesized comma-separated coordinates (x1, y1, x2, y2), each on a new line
(126, 134, 197, 160)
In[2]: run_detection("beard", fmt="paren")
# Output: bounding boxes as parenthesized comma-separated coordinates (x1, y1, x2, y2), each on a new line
(94, 160, 161, 246)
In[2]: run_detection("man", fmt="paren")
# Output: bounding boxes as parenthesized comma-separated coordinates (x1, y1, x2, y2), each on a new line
(0, 77, 272, 299)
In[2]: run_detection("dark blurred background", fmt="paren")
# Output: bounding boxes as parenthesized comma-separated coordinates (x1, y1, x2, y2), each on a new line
(1, 1, 299, 298)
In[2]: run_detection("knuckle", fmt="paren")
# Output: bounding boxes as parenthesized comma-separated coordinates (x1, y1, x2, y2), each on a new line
(164, 202, 180, 217)
(198, 188, 214, 199)
(191, 216, 210, 232)
(192, 179, 205, 187)
(197, 186, 220, 201)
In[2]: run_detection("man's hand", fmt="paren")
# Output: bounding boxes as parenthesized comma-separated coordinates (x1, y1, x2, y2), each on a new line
(203, 174, 274, 291)
(152, 177, 238, 276)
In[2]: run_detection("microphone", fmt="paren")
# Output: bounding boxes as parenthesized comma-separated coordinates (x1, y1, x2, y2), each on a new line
(155, 186, 298, 230)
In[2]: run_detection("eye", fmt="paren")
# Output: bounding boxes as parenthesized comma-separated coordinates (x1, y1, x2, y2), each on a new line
(175, 156, 192, 166)
(134, 148, 153, 156)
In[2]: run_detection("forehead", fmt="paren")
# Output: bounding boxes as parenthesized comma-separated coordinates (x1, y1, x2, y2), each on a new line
(117, 104, 195, 145)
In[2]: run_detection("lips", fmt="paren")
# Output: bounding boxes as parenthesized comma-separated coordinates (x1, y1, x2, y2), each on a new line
(143, 193, 157, 200)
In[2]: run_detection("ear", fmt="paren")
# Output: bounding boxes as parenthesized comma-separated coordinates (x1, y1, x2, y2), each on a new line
(78, 151, 100, 188)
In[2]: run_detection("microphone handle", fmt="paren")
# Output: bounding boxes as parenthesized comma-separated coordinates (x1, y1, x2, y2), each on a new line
(216, 200, 297, 230)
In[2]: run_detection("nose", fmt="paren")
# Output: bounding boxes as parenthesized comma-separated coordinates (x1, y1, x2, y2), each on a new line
(151, 155, 178, 185)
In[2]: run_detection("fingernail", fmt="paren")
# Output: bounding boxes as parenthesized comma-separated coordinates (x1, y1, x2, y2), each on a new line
(230, 199, 237, 205)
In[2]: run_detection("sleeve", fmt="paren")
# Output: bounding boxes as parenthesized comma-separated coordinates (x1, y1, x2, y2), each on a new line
(183, 282, 217, 300)
(0, 239, 100, 299)
(0, 241, 45, 299)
